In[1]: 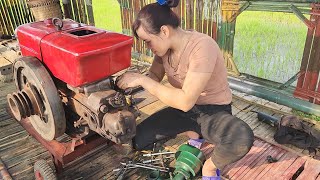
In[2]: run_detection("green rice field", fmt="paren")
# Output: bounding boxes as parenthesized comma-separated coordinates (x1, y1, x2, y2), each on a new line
(234, 11, 307, 84)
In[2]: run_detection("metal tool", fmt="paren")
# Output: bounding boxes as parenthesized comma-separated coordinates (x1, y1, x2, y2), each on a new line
(267, 155, 278, 163)
(120, 162, 170, 172)
(142, 156, 174, 164)
(143, 151, 175, 157)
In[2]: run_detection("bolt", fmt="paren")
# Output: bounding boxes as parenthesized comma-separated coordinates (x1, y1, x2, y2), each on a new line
(99, 105, 108, 113)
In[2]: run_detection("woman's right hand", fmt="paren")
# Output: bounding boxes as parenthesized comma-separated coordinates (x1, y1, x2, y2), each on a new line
(116, 72, 145, 90)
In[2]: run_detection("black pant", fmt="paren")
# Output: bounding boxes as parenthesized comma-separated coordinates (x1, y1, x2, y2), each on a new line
(133, 104, 254, 169)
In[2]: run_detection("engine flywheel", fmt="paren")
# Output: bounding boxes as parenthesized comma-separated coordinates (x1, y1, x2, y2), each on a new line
(10, 56, 66, 140)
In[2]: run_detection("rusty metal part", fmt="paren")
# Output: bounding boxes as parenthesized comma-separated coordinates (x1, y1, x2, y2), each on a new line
(61, 87, 137, 144)
(7, 82, 46, 122)
(86, 89, 119, 111)
(67, 78, 115, 95)
(82, 78, 114, 95)
(23, 83, 44, 116)
(98, 110, 136, 144)
(295, 5, 320, 104)
(108, 92, 127, 108)
(10, 56, 66, 140)
(19, 118, 108, 174)
(52, 18, 63, 31)
(6, 93, 24, 121)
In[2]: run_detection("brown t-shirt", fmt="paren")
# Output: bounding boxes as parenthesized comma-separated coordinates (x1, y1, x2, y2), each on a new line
(158, 31, 232, 105)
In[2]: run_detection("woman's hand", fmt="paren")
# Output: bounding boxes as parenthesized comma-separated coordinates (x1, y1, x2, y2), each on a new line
(116, 72, 145, 89)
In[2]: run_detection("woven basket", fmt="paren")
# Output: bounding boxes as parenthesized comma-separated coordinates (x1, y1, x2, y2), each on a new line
(27, 0, 62, 21)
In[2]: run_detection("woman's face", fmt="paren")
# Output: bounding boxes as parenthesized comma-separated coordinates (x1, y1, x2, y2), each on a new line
(136, 25, 170, 57)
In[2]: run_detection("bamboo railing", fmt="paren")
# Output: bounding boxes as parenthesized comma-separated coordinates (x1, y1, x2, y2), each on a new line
(62, 0, 94, 25)
(0, 0, 34, 36)
(0, 0, 94, 36)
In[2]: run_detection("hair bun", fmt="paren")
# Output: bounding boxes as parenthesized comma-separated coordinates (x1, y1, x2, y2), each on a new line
(166, 0, 179, 7)
(157, 0, 179, 8)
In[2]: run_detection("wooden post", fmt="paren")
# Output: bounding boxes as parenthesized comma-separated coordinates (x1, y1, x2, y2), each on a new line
(70, 0, 80, 22)
(62, 0, 72, 19)
(86, 0, 94, 25)
(78, 0, 87, 24)
(186, 0, 194, 30)
(295, 4, 318, 101)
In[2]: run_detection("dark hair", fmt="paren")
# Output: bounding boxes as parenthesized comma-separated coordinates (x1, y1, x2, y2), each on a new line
(132, 3, 180, 39)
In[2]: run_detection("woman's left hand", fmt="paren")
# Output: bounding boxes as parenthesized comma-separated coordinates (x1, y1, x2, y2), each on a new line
(116, 72, 144, 89)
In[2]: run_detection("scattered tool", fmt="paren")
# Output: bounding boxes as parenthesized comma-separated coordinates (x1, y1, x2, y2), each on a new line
(120, 162, 170, 172)
(143, 152, 176, 157)
(113, 144, 206, 179)
(113, 149, 174, 179)
(267, 155, 278, 163)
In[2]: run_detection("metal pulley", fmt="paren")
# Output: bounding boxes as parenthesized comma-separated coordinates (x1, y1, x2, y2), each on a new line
(7, 57, 66, 140)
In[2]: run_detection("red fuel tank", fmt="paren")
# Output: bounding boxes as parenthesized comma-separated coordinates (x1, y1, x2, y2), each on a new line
(16, 19, 133, 87)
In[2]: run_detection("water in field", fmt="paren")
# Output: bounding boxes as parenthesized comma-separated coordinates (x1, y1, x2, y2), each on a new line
(233, 11, 308, 84)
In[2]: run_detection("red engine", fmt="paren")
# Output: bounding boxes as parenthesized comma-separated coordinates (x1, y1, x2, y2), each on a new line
(17, 18, 132, 87)
(7, 18, 137, 144)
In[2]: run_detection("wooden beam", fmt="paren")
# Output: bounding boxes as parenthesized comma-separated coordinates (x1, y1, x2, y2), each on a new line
(86, 0, 94, 25)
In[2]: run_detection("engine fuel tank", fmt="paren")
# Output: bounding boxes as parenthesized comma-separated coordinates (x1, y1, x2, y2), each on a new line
(16, 19, 133, 87)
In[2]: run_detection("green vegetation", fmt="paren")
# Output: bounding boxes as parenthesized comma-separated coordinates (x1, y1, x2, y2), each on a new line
(234, 11, 308, 84)
(292, 110, 320, 122)
(92, 0, 122, 33)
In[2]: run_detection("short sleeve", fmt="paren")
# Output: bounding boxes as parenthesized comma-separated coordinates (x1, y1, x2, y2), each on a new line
(189, 38, 218, 73)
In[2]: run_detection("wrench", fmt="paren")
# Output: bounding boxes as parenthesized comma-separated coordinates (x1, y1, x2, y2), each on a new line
(120, 162, 169, 172)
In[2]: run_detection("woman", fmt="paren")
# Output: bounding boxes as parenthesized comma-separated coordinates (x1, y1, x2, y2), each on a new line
(117, 2, 254, 179)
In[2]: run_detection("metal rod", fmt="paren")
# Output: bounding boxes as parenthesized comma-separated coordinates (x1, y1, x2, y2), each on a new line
(290, 4, 314, 29)
(228, 77, 320, 116)
(135, 163, 169, 170)
(142, 156, 173, 164)
(143, 151, 175, 157)
(279, 71, 304, 90)
(120, 162, 169, 172)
